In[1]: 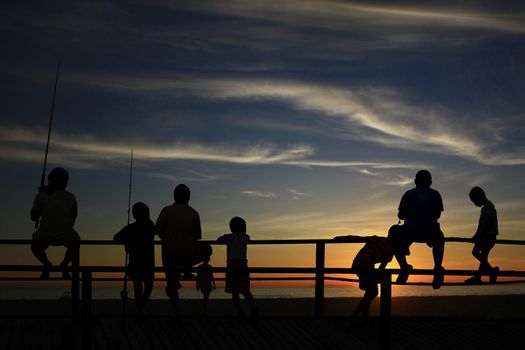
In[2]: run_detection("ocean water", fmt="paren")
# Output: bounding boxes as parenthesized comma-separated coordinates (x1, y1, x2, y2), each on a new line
(1, 284, 524, 300)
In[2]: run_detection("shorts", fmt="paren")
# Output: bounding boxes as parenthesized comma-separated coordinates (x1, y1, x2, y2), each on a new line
(473, 235, 496, 252)
(32, 229, 80, 246)
(352, 262, 378, 293)
(225, 259, 251, 294)
(389, 224, 444, 255)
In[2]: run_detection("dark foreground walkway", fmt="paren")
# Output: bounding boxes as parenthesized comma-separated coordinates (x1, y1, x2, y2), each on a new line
(1, 316, 524, 350)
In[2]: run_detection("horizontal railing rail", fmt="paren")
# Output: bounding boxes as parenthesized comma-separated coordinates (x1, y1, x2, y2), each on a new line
(2, 237, 525, 245)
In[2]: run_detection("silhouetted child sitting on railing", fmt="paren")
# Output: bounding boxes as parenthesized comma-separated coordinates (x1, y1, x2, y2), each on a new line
(333, 233, 394, 318)
(113, 202, 155, 315)
(218, 216, 258, 321)
(196, 254, 216, 315)
(465, 187, 499, 284)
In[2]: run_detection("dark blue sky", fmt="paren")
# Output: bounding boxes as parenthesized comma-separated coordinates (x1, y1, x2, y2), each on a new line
(1, 0, 524, 269)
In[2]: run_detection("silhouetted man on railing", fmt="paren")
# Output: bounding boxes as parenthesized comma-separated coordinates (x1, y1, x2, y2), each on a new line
(30, 167, 80, 279)
(392, 170, 445, 289)
(156, 184, 211, 317)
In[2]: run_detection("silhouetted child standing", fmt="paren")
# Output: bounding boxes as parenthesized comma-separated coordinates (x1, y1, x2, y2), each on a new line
(196, 255, 216, 314)
(114, 202, 155, 315)
(218, 217, 258, 320)
(333, 234, 394, 318)
(465, 186, 499, 284)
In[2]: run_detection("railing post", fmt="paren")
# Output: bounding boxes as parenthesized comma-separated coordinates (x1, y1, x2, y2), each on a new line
(81, 269, 92, 350)
(72, 246, 80, 318)
(315, 242, 325, 318)
(380, 270, 392, 350)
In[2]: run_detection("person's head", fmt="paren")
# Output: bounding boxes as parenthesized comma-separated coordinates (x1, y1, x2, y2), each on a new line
(469, 186, 487, 207)
(173, 184, 191, 204)
(414, 170, 432, 188)
(132, 202, 150, 221)
(48, 167, 69, 190)
(229, 216, 246, 234)
(387, 224, 402, 247)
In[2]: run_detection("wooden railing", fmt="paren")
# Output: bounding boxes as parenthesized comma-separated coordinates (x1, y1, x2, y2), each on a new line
(1, 237, 525, 350)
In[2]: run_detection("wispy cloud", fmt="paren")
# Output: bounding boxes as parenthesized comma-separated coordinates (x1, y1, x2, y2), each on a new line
(163, 0, 525, 34)
(147, 169, 230, 183)
(0, 123, 429, 170)
(73, 73, 525, 166)
(241, 190, 277, 198)
(0, 124, 312, 168)
(287, 188, 311, 201)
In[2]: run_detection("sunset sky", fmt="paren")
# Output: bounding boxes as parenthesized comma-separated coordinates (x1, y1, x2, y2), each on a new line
(1, 0, 524, 276)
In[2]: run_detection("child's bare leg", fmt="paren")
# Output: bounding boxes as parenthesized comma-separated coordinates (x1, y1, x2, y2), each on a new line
(201, 291, 210, 314)
(242, 292, 258, 318)
(352, 288, 377, 318)
(133, 279, 145, 314)
(142, 276, 154, 302)
(232, 293, 244, 316)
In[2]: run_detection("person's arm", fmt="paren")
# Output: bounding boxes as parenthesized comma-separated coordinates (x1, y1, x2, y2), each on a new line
(433, 191, 444, 221)
(155, 209, 166, 241)
(192, 210, 202, 240)
(398, 194, 407, 221)
(113, 226, 127, 243)
(474, 211, 495, 239)
(30, 195, 41, 223)
(211, 269, 216, 289)
(71, 195, 78, 225)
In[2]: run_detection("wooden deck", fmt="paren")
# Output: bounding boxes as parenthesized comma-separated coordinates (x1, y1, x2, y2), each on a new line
(1, 316, 524, 350)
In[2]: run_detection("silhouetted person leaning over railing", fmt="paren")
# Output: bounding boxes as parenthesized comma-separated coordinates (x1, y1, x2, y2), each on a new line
(465, 186, 499, 284)
(218, 217, 258, 322)
(30, 167, 80, 279)
(156, 184, 212, 318)
(391, 170, 445, 289)
(113, 202, 155, 315)
(334, 233, 395, 318)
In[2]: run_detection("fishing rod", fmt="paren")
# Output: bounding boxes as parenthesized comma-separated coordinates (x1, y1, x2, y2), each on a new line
(121, 149, 133, 320)
(35, 60, 60, 229)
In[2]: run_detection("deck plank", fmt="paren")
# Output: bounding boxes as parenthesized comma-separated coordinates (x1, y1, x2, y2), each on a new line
(1, 317, 525, 349)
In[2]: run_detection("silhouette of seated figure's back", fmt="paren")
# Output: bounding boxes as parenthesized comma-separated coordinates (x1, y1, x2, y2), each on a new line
(30, 167, 80, 279)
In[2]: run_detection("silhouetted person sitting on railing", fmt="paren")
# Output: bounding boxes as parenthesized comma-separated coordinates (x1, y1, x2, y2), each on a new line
(196, 254, 215, 315)
(334, 233, 394, 318)
(156, 184, 212, 317)
(392, 170, 445, 289)
(218, 217, 258, 321)
(465, 186, 499, 284)
(30, 167, 80, 279)
(113, 202, 155, 315)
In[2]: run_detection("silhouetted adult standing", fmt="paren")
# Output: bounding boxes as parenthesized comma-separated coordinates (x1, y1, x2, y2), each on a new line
(30, 167, 80, 279)
(156, 184, 210, 316)
(394, 170, 445, 289)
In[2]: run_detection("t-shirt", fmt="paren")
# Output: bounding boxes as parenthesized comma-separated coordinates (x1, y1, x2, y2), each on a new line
(218, 233, 250, 260)
(156, 203, 201, 259)
(113, 219, 156, 268)
(476, 200, 498, 236)
(353, 236, 393, 267)
(398, 187, 444, 233)
(31, 189, 79, 244)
